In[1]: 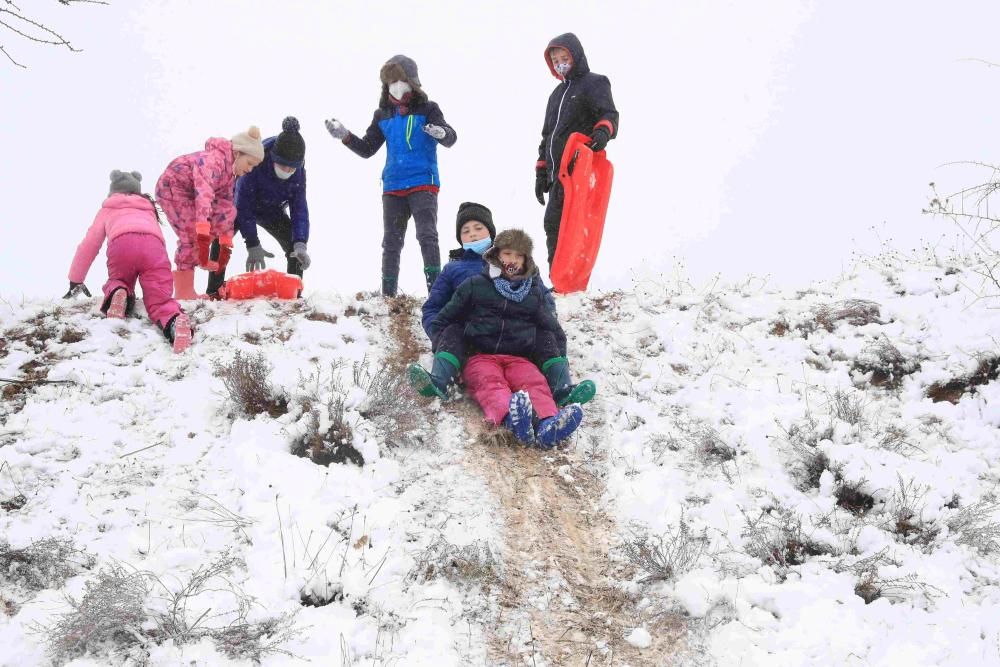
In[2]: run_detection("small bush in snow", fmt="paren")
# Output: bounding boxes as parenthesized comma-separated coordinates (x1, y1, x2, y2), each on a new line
(829, 389, 869, 430)
(835, 478, 876, 516)
(947, 501, 1000, 554)
(776, 415, 834, 490)
(619, 521, 707, 583)
(740, 507, 833, 574)
(885, 476, 939, 548)
(852, 336, 921, 389)
(354, 359, 425, 449)
(813, 299, 882, 332)
(0, 537, 94, 592)
(926, 354, 1000, 404)
(213, 351, 289, 418)
(46, 563, 150, 665)
(292, 406, 362, 467)
(409, 536, 502, 589)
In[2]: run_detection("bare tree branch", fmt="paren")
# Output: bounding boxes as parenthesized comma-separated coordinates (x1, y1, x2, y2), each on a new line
(0, 0, 107, 68)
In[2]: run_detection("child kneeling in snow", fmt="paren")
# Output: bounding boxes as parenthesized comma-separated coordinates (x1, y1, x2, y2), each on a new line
(417, 202, 596, 407)
(65, 171, 192, 353)
(411, 229, 583, 448)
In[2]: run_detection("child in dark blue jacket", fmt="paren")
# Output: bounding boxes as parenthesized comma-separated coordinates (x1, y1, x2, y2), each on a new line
(412, 202, 595, 406)
(325, 55, 457, 296)
(206, 117, 310, 296)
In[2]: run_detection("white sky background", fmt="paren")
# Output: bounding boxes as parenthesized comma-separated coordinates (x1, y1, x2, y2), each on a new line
(2, 0, 999, 299)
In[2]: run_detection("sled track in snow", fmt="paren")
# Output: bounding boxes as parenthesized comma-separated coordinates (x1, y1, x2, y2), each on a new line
(382, 295, 690, 666)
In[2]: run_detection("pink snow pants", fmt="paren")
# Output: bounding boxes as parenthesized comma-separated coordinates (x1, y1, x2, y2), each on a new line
(104, 233, 182, 329)
(463, 354, 558, 425)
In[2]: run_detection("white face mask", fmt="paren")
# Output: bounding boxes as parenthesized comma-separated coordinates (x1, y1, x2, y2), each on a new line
(388, 81, 412, 100)
(554, 62, 572, 77)
(274, 165, 295, 180)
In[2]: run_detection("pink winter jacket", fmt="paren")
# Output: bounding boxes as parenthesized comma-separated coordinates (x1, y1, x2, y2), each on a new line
(154, 137, 237, 231)
(68, 194, 164, 283)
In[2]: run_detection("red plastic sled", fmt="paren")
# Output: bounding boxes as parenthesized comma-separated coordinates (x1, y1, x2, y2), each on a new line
(219, 270, 302, 300)
(549, 131, 614, 293)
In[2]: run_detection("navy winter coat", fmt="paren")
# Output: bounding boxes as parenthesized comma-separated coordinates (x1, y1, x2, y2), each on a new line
(345, 100, 457, 192)
(235, 137, 309, 247)
(430, 270, 565, 358)
(422, 250, 560, 337)
(538, 33, 619, 181)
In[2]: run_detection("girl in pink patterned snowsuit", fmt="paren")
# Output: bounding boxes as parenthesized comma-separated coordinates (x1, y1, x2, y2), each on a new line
(66, 170, 192, 353)
(155, 126, 264, 299)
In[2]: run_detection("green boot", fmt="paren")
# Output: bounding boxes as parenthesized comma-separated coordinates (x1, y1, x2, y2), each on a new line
(542, 356, 597, 407)
(382, 275, 398, 297)
(407, 352, 461, 399)
(424, 265, 441, 293)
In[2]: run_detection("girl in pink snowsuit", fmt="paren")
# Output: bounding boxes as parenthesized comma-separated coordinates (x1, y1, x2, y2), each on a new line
(66, 170, 192, 353)
(155, 126, 264, 299)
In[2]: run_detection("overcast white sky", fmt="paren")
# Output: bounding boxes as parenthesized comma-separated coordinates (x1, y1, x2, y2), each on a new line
(3, 0, 999, 298)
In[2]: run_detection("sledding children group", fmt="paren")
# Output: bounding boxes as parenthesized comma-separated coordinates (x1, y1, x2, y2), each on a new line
(64, 33, 616, 447)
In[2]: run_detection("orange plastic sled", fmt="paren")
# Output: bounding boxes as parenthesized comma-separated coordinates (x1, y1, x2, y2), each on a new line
(219, 270, 302, 300)
(549, 131, 614, 293)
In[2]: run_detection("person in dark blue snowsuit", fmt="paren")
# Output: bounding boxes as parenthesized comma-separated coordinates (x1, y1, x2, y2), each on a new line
(206, 116, 311, 295)
(324, 54, 457, 296)
(411, 202, 596, 407)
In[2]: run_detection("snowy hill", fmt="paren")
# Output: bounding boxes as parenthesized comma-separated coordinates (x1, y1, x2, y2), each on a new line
(0, 257, 998, 666)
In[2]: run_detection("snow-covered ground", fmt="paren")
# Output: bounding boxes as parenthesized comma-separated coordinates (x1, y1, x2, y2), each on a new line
(0, 253, 998, 666)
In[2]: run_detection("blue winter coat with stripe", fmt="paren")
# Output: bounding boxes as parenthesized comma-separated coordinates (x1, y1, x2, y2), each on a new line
(422, 249, 560, 338)
(235, 136, 309, 247)
(344, 100, 457, 192)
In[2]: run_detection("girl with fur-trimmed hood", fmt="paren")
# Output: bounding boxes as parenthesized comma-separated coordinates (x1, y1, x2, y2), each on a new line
(410, 229, 585, 449)
(324, 54, 457, 296)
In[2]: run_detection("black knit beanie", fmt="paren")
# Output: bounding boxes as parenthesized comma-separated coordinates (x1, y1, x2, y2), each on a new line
(455, 202, 496, 243)
(272, 116, 305, 168)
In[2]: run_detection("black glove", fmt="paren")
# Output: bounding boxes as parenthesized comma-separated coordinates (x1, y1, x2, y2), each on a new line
(63, 282, 91, 299)
(588, 127, 610, 152)
(535, 166, 549, 206)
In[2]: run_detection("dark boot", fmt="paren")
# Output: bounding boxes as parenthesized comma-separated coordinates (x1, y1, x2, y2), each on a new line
(502, 391, 535, 444)
(542, 357, 597, 407)
(424, 265, 441, 293)
(382, 275, 398, 297)
(407, 352, 461, 399)
(536, 405, 584, 449)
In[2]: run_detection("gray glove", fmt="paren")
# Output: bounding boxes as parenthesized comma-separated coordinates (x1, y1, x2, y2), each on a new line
(292, 242, 311, 271)
(63, 282, 91, 299)
(246, 245, 275, 272)
(325, 118, 350, 140)
(423, 124, 447, 140)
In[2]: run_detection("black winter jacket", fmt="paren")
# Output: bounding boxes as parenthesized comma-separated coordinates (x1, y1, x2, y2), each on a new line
(430, 271, 566, 358)
(537, 33, 619, 182)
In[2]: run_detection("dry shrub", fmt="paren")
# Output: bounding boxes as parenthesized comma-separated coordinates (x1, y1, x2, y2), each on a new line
(769, 319, 790, 337)
(740, 507, 833, 574)
(619, 521, 707, 583)
(304, 310, 338, 324)
(833, 548, 940, 605)
(213, 350, 288, 418)
(813, 299, 882, 332)
(853, 336, 921, 389)
(885, 476, 940, 548)
(409, 536, 501, 589)
(0, 537, 94, 592)
(476, 425, 517, 449)
(926, 355, 1000, 404)
(45, 554, 300, 665)
(1, 494, 27, 512)
(292, 407, 363, 467)
(829, 389, 869, 429)
(947, 501, 1000, 554)
(835, 479, 875, 516)
(776, 415, 834, 490)
(58, 328, 86, 345)
(354, 359, 424, 448)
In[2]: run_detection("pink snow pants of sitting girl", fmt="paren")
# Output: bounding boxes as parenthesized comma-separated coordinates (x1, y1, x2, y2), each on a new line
(463, 354, 558, 425)
(105, 233, 181, 329)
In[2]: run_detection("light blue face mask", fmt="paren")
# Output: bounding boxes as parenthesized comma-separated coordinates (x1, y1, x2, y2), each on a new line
(463, 238, 492, 255)
(274, 165, 295, 180)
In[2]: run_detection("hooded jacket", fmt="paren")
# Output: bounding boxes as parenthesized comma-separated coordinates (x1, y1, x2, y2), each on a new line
(343, 82, 457, 193)
(155, 137, 237, 231)
(537, 33, 619, 181)
(430, 262, 566, 359)
(234, 136, 310, 247)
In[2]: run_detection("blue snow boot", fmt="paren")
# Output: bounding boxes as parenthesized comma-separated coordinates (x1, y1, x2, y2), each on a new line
(502, 390, 535, 444)
(543, 357, 597, 407)
(536, 404, 584, 449)
(407, 352, 461, 399)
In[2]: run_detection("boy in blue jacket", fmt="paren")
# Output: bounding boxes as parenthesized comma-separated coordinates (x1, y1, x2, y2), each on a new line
(411, 202, 596, 406)
(325, 55, 457, 296)
(206, 117, 311, 296)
